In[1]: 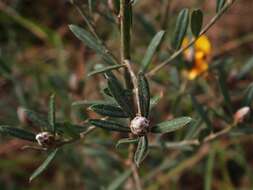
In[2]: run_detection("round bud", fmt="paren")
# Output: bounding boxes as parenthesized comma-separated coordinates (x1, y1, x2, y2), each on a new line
(130, 116, 150, 136)
(35, 132, 55, 147)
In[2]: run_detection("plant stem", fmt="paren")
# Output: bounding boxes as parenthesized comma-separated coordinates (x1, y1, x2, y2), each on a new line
(120, 1, 142, 190)
(120, 0, 131, 61)
(147, 0, 236, 76)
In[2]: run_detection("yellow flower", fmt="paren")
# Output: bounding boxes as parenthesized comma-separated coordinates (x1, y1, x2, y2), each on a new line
(182, 35, 212, 80)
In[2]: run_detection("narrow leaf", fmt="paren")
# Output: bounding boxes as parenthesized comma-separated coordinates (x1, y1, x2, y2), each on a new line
(48, 94, 56, 134)
(237, 56, 253, 80)
(216, 0, 226, 13)
(107, 169, 132, 190)
(55, 122, 88, 134)
(172, 8, 190, 50)
(150, 94, 162, 109)
(69, 25, 115, 64)
(0, 125, 36, 142)
(151, 117, 192, 134)
(105, 72, 135, 118)
(191, 9, 203, 37)
(243, 83, 253, 106)
(29, 149, 58, 182)
(0, 58, 12, 78)
(138, 72, 150, 117)
(134, 135, 149, 167)
(116, 138, 139, 149)
(218, 66, 233, 114)
(191, 95, 212, 131)
(23, 109, 50, 130)
(89, 104, 129, 118)
(89, 119, 130, 132)
(141, 30, 165, 72)
(88, 65, 125, 77)
(60, 122, 80, 139)
(72, 100, 114, 107)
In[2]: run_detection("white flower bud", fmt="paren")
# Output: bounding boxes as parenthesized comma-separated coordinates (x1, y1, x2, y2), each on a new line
(234, 106, 250, 123)
(130, 116, 150, 136)
(36, 132, 54, 147)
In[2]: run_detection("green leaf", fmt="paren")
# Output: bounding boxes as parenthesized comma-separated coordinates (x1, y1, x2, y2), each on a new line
(69, 25, 115, 64)
(172, 8, 190, 50)
(150, 94, 162, 109)
(55, 122, 88, 134)
(72, 100, 114, 107)
(105, 72, 135, 118)
(237, 56, 253, 80)
(89, 119, 130, 133)
(89, 104, 129, 118)
(217, 66, 233, 114)
(23, 109, 50, 130)
(191, 9, 203, 37)
(116, 138, 139, 149)
(216, 0, 226, 13)
(60, 122, 80, 139)
(138, 72, 150, 117)
(88, 65, 125, 77)
(0, 58, 12, 78)
(191, 95, 212, 131)
(243, 83, 253, 106)
(0, 125, 36, 142)
(113, 0, 120, 15)
(134, 135, 149, 167)
(29, 149, 58, 182)
(141, 30, 165, 72)
(107, 169, 132, 190)
(151, 117, 192, 134)
(48, 94, 56, 134)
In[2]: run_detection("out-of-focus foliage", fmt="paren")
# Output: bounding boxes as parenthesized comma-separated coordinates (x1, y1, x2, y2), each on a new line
(0, 0, 253, 189)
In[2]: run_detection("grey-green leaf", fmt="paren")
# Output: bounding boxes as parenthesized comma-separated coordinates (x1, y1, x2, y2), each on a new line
(88, 65, 125, 77)
(60, 122, 81, 139)
(105, 72, 135, 118)
(89, 104, 129, 118)
(107, 169, 132, 190)
(151, 117, 192, 134)
(48, 94, 56, 134)
(23, 109, 50, 130)
(141, 30, 165, 72)
(134, 135, 149, 167)
(237, 56, 253, 80)
(217, 66, 233, 114)
(191, 95, 212, 131)
(0, 125, 36, 142)
(191, 9, 203, 37)
(172, 8, 190, 50)
(116, 138, 139, 149)
(216, 0, 226, 13)
(72, 100, 114, 107)
(138, 72, 150, 117)
(69, 25, 115, 64)
(29, 149, 58, 182)
(243, 83, 253, 106)
(89, 119, 130, 133)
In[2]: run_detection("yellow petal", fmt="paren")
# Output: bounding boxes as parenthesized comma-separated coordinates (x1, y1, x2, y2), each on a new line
(195, 35, 212, 55)
(187, 69, 199, 80)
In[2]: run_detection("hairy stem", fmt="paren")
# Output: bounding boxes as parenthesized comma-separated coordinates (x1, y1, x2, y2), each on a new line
(120, 1, 142, 190)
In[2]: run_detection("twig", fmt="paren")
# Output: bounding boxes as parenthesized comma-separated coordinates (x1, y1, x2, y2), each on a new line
(125, 60, 141, 115)
(120, 1, 142, 190)
(147, 0, 237, 76)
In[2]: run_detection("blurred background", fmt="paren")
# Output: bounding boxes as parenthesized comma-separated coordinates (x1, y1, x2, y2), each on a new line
(0, 0, 253, 189)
